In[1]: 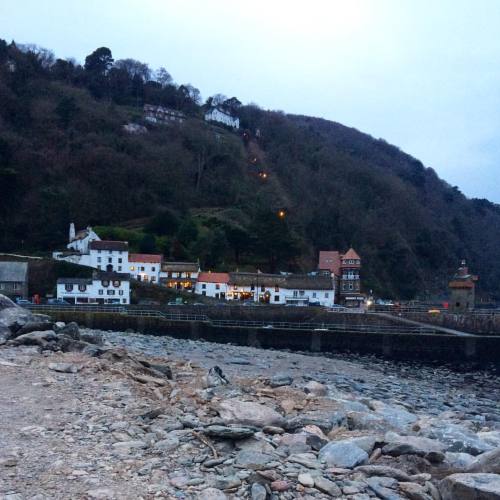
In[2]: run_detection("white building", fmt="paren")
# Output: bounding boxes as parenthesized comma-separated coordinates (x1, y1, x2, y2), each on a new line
(204, 107, 239, 129)
(67, 223, 101, 253)
(56, 272, 130, 305)
(195, 272, 229, 299)
(88, 241, 129, 273)
(220, 272, 335, 306)
(129, 254, 162, 283)
(144, 104, 185, 124)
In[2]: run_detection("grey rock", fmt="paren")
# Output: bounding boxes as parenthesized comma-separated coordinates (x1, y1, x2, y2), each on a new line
(298, 472, 315, 487)
(421, 423, 494, 455)
(399, 482, 433, 500)
(366, 477, 405, 499)
(355, 465, 412, 481)
(234, 450, 274, 470)
(217, 400, 285, 428)
(314, 476, 342, 497)
(445, 452, 477, 471)
(287, 452, 322, 469)
(203, 366, 229, 388)
(439, 473, 500, 500)
(269, 373, 293, 388)
(214, 475, 242, 489)
(370, 401, 418, 431)
(154, 436, 180, 451)
(204, 425, 256, 440)
(285, 412, 336, 433)
(10, 330, 57, 347)
(467, 447, 500, 474)
(251, 482, 268, 500)
(199, 488, 227, 500)
(57, 322, 80, 339)
(48, 362, 80, 374)
(304, 380, 327, 396)
(382, 432, 445, 458)
(8, 320, 54, 339)
(347, 411, 391, 432)
(319, 440, 368, 468)
(80, 331, 104, 345)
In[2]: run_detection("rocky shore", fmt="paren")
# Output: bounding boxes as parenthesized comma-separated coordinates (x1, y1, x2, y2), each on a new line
(1, 296, 500, 499)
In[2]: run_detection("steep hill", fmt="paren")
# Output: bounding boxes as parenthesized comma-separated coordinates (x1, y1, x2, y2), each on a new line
(1, 40, 499, 300)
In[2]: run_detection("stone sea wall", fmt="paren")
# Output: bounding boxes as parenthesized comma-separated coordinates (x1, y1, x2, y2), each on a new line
(46, 311, 500, 365)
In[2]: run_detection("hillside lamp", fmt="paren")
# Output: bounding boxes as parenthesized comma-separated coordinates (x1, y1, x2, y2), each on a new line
(278, 209, 286, 219)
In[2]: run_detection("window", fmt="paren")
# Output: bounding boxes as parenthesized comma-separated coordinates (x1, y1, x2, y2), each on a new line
(274, 295, 280, 302)
(119, 290, 124, 295)
(107, 290, 115, 295)
(275, 285, 279, 292)
(65, 284, 73, 292)
(293, 290, 298, 297)
(98, 290, 104, 295)
(349, 283, 353, 290)
(151, 277, 156, 282)
(12, 283, 19, 290)
(186, 272, 191, 278)
(118, 258, 122, 263)
(312, 292, 317, 298)
(98, 265, 102, 270)
(113, 280, 121, 287)
(216, 284, 220, 290)
(202, 284, 206, 289)
(130, 266, 135, 271)
(299, 290, 305, 296)
(122, 299, 127, 304)
(102, 280, 109, 287)
(97, 257, 102, 263)
(118, 266, 122, 271)
(261, 285, 265, 292)
(325, 293, 329, 298)
(141, 266, 145, 271)
(78, 284, 87, 292)
(152, 267, 155, 272)
(108, 257, 112, 263)
(251, 284, 255, 291)
(202, 291, 206, 296)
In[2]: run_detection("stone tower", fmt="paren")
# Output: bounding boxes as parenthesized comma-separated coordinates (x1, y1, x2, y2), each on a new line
(69, 222, 76, 243)
(448, 260, 477, 313)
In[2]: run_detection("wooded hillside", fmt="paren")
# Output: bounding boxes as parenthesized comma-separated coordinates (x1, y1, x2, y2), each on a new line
(1, 40, 499, 300)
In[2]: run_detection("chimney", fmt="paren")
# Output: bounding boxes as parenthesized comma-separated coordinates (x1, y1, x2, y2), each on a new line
(69, 222, 76, 242)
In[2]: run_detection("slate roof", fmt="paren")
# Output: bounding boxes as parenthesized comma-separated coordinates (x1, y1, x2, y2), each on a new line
(162, 262, 199, 272)
(89, 241, 128, 251)
(0, 262, 28, 283)
(57, 277, 93, 285)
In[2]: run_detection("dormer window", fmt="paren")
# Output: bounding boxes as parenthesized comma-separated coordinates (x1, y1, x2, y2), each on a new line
(65, 284, 73, 292)
(78, 284, 87, 292)
(113, 280, 121, 288)
(102, 280, 109, 287)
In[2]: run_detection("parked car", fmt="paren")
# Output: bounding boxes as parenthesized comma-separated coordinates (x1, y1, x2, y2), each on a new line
(47, 298, 70, 305)
(15, 298, 32, 306)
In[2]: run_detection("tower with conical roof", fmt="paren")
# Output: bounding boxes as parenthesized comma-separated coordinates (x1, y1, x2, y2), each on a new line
(339, 248, 363, 307)
(448, 260, 477, 312)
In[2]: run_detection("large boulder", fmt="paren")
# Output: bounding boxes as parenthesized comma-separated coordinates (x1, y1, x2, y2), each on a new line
(420, 423, 494, 455)
(439, 473, 500, 500)
(370, 401, 418, 431)
(382, 432, 446, 459)
(7, 320, 54, 340)
(318, 439, 369, 468)
(10, 330, 57, 348)
(57, 322, 80, 340)
(216, 400, 285, 428)
(468, 448, 500, 474)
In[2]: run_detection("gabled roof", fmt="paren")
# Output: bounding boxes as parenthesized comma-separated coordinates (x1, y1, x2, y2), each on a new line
(318, 251, 341, 275)
(342, 248, 361, 261)
(0, 262, 28, 282)
(89, 241, 128, 251)
(57, 277, 93, 285)
(284, 274, 334, 290)
(197, 272, 230, 283)
(129, 253, 162, 263)
(94, 271, 130, 281)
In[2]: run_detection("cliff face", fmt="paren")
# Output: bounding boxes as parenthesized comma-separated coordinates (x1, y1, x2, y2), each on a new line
(1, 40, 499, 299)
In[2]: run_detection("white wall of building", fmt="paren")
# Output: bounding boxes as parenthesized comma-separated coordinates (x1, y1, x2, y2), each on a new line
(204, 108, 239, 129)
(67, 228, 100, 253)
(129, 262, 161, 283)
(194, 281, 228, 298)
(88, 249, 128, 273)
(57, 277, 130, 305)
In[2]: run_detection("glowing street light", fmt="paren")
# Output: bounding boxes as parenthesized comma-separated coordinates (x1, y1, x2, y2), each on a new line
(278, 209, 286, 219)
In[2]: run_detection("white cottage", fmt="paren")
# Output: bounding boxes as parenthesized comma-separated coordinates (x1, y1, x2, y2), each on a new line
(56, 272, 130, 305)
(67, 223, 101, 253)
(129, 253, 162, 283)
(88, 241, 129, 273)
(195, 272, 229, 299)
(204, 107, 239, 129)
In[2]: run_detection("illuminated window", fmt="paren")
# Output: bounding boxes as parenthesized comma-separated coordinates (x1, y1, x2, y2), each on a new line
(65, 284, 73, 292)
(130, 266, 135, 271)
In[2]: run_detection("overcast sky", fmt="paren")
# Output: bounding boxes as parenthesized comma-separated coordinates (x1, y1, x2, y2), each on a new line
(1, 0, 500, 201)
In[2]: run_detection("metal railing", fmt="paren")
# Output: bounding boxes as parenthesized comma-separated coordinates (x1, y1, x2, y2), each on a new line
(25, 304, 440, 334)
